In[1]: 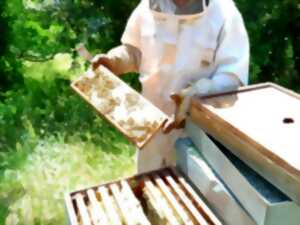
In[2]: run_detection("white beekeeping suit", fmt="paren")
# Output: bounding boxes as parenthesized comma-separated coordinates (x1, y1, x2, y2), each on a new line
(93, 0, 249, 173)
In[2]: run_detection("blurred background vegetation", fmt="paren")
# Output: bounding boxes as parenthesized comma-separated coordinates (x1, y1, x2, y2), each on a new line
(0, 0, 299, 224)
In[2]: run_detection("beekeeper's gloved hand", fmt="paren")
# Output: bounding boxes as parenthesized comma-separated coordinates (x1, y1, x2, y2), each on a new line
(163, 74, 241, 133)
(91, 53, 111, 71)
(91, 44, 141, 75)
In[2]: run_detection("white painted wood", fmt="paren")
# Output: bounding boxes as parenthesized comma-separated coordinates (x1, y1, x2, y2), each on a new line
(176, 136, 257, 225)
(171, 169, 223, 225)
(120, 181, 151, 225)
(163, 171, 210, 225)
(144, 176, 180, 225)
(98, 186, 122, 225)
(152, 174, 194, 225)
(185, 119, 300, 225)
(64, 194, 79, 225)
(190, 83, 300, 203)
(74, 193, 92, 225)
(110, 183, 136, 225)
(87, 189, 109, 225)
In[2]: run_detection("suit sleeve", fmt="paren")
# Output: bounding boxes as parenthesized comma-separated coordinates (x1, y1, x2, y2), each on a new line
(211, 8, 250, 90)
(104, 3, 143, 75)
(121, 2, 142, 50)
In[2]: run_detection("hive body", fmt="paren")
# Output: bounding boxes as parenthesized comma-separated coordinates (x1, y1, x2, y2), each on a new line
(65, 168, 222, 225)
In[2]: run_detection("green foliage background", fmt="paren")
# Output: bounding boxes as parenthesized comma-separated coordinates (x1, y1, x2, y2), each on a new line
(0, 0, 299, 224)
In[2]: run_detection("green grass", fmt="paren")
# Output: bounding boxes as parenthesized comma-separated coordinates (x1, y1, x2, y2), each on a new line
(0, 133, 135, 225)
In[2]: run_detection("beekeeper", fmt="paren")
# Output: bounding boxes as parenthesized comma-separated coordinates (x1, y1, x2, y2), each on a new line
(92, 0, 249, 173)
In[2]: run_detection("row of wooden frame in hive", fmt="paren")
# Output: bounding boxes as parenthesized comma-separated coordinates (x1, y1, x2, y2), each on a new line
(65, 168, 222, 225)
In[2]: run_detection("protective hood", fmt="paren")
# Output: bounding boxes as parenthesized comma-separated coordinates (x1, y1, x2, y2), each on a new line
(149, 0, 209, 15)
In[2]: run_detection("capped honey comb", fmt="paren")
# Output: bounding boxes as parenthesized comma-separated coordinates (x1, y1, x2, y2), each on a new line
(71, 66, 168, 149)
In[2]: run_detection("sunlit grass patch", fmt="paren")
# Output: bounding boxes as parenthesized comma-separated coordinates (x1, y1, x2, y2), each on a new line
(0, 135, 135, 225)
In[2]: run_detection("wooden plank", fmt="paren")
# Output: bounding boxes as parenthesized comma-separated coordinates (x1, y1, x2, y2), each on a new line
(171, 169, 223, 225)
(110, 183, 136, 225)
(152, 174, 194, 225)
(86, 189, 109, 225)
(176, 140, 256, 225)
(71, 66, 168, 149)
(144, 186, 165, 223)
(120, 180, 140, 206)
(120, 181, 151, 225)
(144, 176, 180, 225)
(64, 194, 79, 225)
(74, 193, 92, 225)
(185, 122, 268, 224)
(190, 82, 300, 203)
(98, 186, 122, 225)
(162, 171, 210, 225)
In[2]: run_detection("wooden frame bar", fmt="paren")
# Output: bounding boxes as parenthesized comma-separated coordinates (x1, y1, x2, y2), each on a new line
(144, 176, 180, 225)
(163, 171, 209, 225)
(171, 169, 222, 225)
(86, 189, 109, 225)
(98, 186, 122, 225)
(65, 194, 79, 225)
(110, 183, 135, 225)
(74, 193, 92, 225)
(152, 174, 194, 225)
(120, 181, 151, 225)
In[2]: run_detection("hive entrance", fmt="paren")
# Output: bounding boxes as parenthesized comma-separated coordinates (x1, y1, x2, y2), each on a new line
(283, 117, 294, 124)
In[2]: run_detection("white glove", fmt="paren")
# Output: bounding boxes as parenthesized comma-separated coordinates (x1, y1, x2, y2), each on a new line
(185, 78, 216, 97)
(185, 74, 241, 97)
(163, 75, 241, 134)
(91, 53, 112, 71)
(91, 44, 141, 75)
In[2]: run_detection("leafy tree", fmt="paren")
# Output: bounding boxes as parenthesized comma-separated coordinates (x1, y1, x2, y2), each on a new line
(236, 0, 300, 90)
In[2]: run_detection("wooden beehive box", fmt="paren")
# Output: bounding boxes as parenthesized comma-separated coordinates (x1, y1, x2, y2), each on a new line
(71, 66, 168, 149)
(176, 138, 257, 225)
(185, 120, 300, 225)
(190, 82, 300, 204)
(65, 168, 222, 225)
